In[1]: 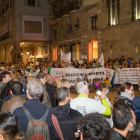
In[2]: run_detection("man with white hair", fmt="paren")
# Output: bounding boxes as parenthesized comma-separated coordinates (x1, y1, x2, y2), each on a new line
(13, 78, 52, 133)
(70, 81, 111, 116)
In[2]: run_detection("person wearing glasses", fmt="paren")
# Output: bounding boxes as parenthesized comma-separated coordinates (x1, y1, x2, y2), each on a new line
(70, 81, 111, 116)
(114, 82, 134, 109)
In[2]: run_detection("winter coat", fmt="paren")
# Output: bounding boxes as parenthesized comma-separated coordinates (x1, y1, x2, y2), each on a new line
(1, 95, 27, 113)
(50, 103, 82, 140)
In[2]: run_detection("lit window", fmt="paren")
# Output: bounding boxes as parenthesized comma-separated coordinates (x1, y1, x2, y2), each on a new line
(107, 0, 120, 26)
(132, 0, 140, 21)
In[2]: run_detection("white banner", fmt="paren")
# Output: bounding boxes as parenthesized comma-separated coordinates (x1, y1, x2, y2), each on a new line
(51, 68, 108, 86)
(98, 52, 105, 67)
(114, 68, 140, 84)
(60, 50, 71, 62)
(105, 68, 115, 81)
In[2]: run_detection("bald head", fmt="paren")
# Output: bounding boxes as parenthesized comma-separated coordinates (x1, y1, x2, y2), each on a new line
(46, 74, 54, 84)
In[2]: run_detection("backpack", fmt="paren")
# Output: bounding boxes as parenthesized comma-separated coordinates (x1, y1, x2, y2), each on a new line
(22, 106, 50, 140)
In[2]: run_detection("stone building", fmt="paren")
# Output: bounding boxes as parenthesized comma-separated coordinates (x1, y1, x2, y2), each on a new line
(0, 0, 50, 64)
(49, 0, 140, 62)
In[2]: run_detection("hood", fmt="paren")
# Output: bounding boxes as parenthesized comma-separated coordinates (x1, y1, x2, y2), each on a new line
(133, 96, 140, 109)
(53, 103, 70, 118)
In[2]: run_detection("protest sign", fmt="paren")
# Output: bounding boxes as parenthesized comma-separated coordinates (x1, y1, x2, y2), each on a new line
(114, 68, 140, 84)
(79, 60, 83, 64)
(51, 68, 107, 86)
(60, 50, 71, 62)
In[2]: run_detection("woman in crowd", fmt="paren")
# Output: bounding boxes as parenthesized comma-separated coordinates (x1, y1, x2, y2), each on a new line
(114, 82, 134, 109)
(0, 112, 26, 140)
(57, 79, 70, 89)
(94, 82, 113, 128)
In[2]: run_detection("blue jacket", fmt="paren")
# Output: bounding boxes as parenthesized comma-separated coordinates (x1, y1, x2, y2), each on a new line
(13, 99, 52, 133)
(132, 96, 140, 124)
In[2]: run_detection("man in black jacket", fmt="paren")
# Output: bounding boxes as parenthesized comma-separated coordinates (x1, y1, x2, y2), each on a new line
(110, 105, 136, 140)
(46, 74, 56, 108)
(50, 87, 82, 140)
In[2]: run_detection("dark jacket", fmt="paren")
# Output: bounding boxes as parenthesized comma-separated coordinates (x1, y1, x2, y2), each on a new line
(40, 85, 52, 108)
(114, 96, 133, 109)
(50, 103, 82, 140)
(13, 99, 52, 133)
(132, 96, 140, 123)
(110, 129, 126, 140)
(46, 83, 56, 108)
(1, 95, 27, 113)
(73, 63, 79, 68)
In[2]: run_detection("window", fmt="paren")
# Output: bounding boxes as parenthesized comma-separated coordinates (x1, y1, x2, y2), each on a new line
(28, 0, 35, 7)
(24, 21, 42, 33)
(132, 0, 140, 21)
(107, 0, 120, 26)
(91, 16, 97, 29)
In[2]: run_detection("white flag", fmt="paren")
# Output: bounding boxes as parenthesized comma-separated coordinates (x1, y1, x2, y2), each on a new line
(60, 50, 71, 62)
(98, 53, 105, 67)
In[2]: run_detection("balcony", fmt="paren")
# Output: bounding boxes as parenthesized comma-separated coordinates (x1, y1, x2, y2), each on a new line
(2, 31, 13, 41)
(62, 6, 70, 17)
(48, 15, 56, 26)
(83, 0, 101, 9)
(70, 1, 80, 14)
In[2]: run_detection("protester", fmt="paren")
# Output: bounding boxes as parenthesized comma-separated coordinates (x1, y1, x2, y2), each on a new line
(0, 71, 11, 89)
(114, 82, 134, 109)
(0, 112, 27, 140)
(1, 82, 27, 113)
(126, 124, 140, 140)
(79, 113, 110, 140)
(104, 77, 114, 91)
(110, 104, 136, 140)
(41, 67, 48, 75)
(70, 81, 111, 116)
(132, 82, 140, 124)
(57, 79, 70, 89)
(95, 82, 113, 128)
(37, 73, 52, 108)
(114, 61, 121, 70)
(50, 87, 82, 140)
(46, 74, 57, 108)
(13, 78, 52, 133)
(73, 59, 79, 68)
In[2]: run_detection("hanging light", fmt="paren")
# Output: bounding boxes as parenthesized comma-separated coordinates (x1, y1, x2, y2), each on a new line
(27, 52, 29, 55)
(21, 53, 23, 55)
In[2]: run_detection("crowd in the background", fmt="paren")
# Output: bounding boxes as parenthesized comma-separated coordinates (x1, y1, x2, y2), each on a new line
(0, 56, 140, 140)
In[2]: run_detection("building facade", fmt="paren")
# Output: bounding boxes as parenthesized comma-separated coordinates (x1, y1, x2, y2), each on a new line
(49, 0, 140, 62)
(0, 0, 50, 64)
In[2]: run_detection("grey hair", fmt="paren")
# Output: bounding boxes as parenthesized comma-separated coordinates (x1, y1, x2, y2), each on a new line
(27, 78, 43, 99)
(76, 81, 88, 95)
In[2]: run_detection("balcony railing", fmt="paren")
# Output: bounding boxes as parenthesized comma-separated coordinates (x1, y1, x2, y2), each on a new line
(2, 31, 13, 41)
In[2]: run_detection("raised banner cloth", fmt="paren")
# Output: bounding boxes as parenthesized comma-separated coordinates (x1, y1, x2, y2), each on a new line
(114, 68, 140, 84)
(51, 68, 114, 86)
(60, 50, 71, 62)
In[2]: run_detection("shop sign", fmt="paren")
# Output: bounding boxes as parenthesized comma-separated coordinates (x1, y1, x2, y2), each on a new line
(61, 38, 76, 44)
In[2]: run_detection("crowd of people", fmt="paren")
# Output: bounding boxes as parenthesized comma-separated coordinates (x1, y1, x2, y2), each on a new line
(0, 56, 140, 140)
